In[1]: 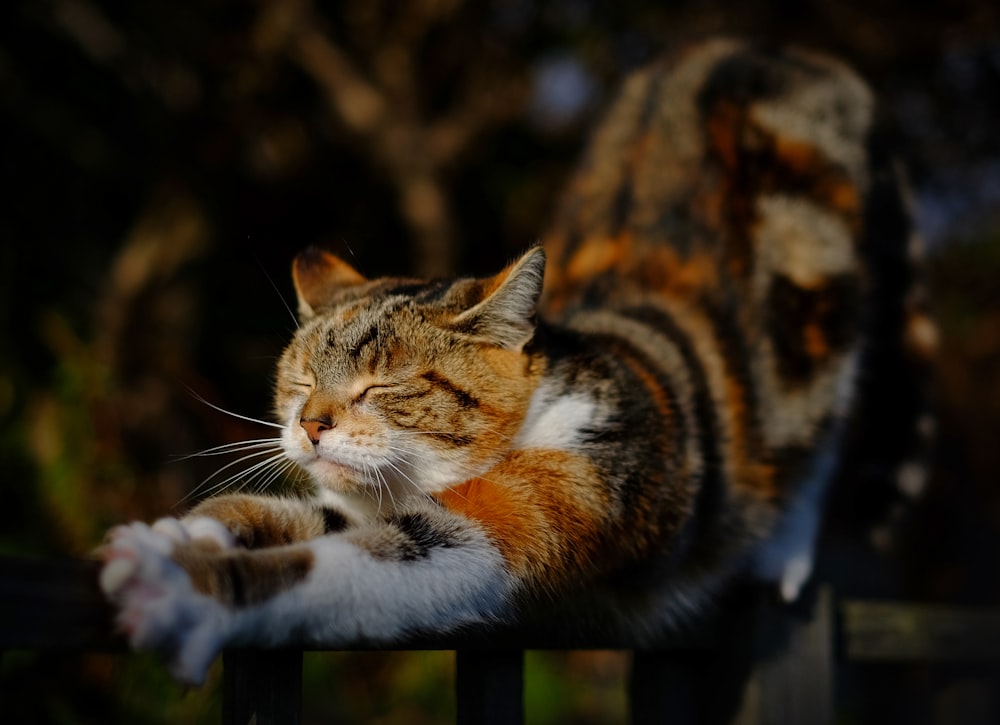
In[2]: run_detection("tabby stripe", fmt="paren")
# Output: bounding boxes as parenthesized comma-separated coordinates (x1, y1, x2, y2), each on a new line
(390, 513, 456, 561)
(421, 431, 475, 447)
(618, 305, 726, 525)
(383, 403, 476, 446)
(587, 332, 687, 516)
(699, 295, 763, 458)
(178, 548, 315, 610)
(568, 309, 703, 488)
(610, 69, 666, 237)
(351, 323, 380, 355)
(420, 370, 479, 409)
(322, 508, 350, 534)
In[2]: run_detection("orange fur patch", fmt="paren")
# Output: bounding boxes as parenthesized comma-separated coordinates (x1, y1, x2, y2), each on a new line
(565, 236, 629, 283)
(803, 322, 831, 360)
(772, 135, 861, 220)
(436, 450, 608, 590)
(642, 248, 720, 297)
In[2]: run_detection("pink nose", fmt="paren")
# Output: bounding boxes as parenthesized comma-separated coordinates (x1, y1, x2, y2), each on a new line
(300, 417, 334, 445)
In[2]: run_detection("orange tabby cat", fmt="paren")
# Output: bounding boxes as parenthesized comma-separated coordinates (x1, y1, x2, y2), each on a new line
(99, 38, 931, 683)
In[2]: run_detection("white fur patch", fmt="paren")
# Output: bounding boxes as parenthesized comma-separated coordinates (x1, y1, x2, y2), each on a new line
(153, 516, 236, 549)
(755, 195, 856, 292)
(252, 532, 510, 645)
(312, 488, 371, 521)
(751, 62, 873, 187)
(513, 382, 598, 452)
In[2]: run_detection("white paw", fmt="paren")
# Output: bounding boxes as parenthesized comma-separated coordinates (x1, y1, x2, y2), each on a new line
(100, 522, 231, 685)
(749, 531, 817, 603)
(151, 515, 237, 550)
(777, 553, 813, 603)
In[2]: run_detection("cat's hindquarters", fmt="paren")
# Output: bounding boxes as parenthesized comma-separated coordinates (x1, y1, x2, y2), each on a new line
(542, 40, 899, 599)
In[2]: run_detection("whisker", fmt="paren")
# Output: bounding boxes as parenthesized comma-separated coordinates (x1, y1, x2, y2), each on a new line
(370, 460, 384, 517)
(185, 386, 286, 430)
(383, 458, 435, 504)
(256, 256, 299, 331)
(183, 450, 287, 504)
(241, 453, 287, 493)
(377, 463, 397, 512)
(255, 458, 297, 493)
(172, 438, 282, 462)
(380, 441, 508, 503)
(208, 452, 288, 498)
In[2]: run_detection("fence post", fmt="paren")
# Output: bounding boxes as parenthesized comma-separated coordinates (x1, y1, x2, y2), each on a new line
(455, 649, 524, 725)
(222, 648, 302, 725)
(737, 585, 835, 725)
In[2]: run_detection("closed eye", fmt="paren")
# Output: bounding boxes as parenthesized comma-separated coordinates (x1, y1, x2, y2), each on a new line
(356, 384, 393, 403)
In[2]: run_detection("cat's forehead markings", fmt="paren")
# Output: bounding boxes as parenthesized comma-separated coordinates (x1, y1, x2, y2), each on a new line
(331, 300, 369, 324)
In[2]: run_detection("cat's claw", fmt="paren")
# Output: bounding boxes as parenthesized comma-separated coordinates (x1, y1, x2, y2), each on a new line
(99, 522, 231, 685)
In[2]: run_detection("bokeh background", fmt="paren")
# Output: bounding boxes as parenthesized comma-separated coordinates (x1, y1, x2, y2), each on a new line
(1, 0, 999, 722)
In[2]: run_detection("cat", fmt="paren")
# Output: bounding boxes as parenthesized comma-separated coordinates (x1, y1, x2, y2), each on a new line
(98, 38, 932, 684)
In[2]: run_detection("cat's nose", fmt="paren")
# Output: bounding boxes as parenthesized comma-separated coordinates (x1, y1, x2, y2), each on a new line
(300, 416, 334, 445)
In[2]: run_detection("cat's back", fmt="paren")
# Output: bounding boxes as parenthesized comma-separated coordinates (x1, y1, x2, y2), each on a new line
(546, 39, 873, 310)
(541, 37, 874, 320)
(535, 39, 929, 575)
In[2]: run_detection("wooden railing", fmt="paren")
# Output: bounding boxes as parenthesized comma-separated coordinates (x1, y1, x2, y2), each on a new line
(2, 555, 1000, 724)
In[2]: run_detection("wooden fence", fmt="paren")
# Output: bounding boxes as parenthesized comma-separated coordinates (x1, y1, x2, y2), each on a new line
(2, 555, 999, 724)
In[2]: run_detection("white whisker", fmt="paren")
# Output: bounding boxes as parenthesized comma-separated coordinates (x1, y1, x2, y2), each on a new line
(184, 450, 287, 504)
(206, 452, 286, 497)
(185, 386, 285, 430)
(172, 438, 282, 462)
(377, 463, 397, 512)
(255, 458, 297, 493)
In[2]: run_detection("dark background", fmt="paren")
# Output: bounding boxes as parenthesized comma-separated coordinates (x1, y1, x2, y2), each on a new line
(1, 1, 999, 722)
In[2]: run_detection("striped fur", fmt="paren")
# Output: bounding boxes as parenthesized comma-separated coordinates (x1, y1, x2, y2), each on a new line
(100, 39, 929, 683)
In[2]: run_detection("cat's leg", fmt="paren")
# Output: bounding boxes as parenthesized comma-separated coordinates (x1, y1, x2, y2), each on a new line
(142, 490, 367, 554)
(99, 504, 508, 684)
(749, 445, 839, 601)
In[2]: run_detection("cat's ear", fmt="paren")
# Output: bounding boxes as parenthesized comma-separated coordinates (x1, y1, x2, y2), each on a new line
(450, 247, 545, 351)
(292, 247, 367, 318)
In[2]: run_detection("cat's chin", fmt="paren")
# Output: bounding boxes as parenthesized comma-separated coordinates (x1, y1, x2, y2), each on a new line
(306, 458, 363, 489)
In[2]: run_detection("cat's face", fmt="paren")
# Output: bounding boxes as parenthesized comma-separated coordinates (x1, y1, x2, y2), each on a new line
(275, 248, 546, 500)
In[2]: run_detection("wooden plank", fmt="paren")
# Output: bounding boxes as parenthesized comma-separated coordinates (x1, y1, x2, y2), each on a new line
(455, 649, 524, 725)
(739, 585, 835, 725)
(222, 648, 302, 725)
(842, 599, 1000, 661)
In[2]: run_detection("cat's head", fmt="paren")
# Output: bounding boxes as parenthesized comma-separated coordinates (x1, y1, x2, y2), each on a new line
(275, 247, 546, 500)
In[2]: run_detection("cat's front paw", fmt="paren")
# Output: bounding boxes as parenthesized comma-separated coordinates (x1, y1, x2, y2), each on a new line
(151, 515, 237, 551)
(99, 522, 231, 685)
